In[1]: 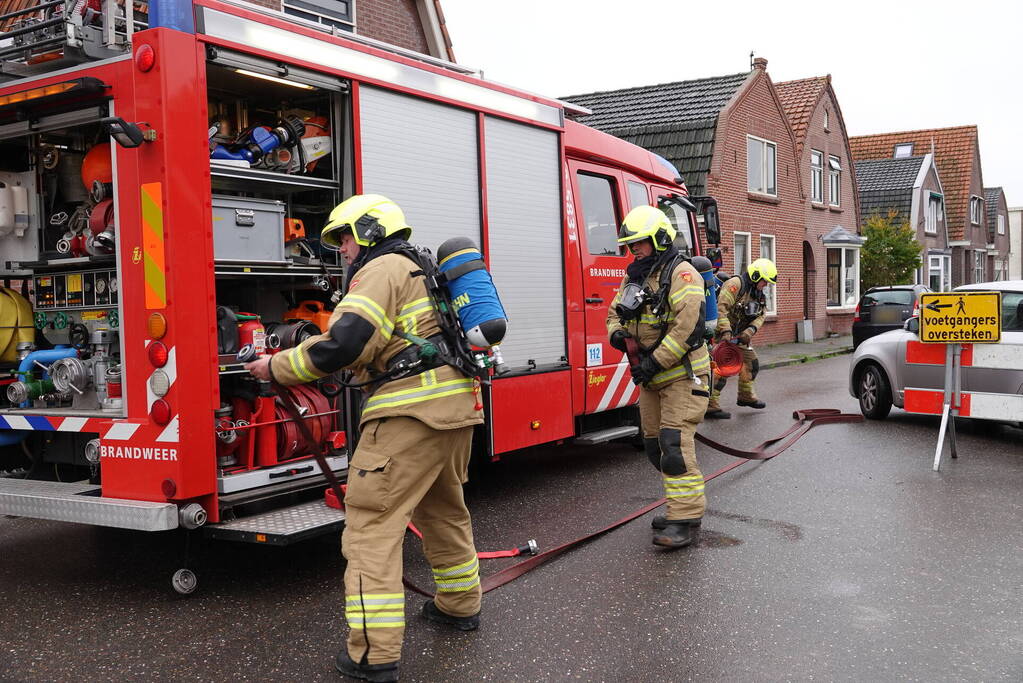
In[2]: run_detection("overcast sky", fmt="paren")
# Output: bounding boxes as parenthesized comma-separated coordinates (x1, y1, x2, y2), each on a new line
(441, 0, 1022, 207)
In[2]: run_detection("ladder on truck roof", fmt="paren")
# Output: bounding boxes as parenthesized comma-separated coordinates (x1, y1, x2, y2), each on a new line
(0, 0, 145, 80)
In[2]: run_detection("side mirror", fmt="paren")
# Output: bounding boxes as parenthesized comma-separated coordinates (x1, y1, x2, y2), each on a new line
(689, 196, 721, 245)
(904, 316, 920, 334)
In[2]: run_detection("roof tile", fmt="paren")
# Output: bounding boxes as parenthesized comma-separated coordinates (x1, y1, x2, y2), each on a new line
(775, 76, 829, 156)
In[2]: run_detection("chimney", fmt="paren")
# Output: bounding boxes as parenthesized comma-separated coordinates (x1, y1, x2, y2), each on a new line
(753, 57, 768, 71)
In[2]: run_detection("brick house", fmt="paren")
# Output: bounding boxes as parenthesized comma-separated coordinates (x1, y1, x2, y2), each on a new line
(849, 127, 1000, 286)
(775, 76, 861, 338)
(564, 58, 806, 344)
(244, 0, 455, 59)
(854, 155, 951, 290)
(1010, 207, 1023, 280)
(984, 188, 1011, 280)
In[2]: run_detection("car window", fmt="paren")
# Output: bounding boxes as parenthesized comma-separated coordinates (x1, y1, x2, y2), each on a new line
(863, 290, 915, 306)
(1002, 292, 1023, 331)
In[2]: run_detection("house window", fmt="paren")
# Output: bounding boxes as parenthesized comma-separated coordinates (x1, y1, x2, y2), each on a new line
(928, 254, 951, 291)
(998, 214, 1005, 235)
(810, 150, 823, 203)
(970, 196, 983, 225)
(627, 181, 649, 209)
(823, 109, 829, 130)
(925, 194, 942, 234)
(894, 143, 913, 159)
(734, 231, 751, 276)
(828, 156, 841, 207)
(973, 250, 985, 283)
(577, 173, 620, 256)
(283, 0, 355, 31)
(747, 135, 777, 196)
(760, 234, 776, 314)
(827, 247, 859, 307)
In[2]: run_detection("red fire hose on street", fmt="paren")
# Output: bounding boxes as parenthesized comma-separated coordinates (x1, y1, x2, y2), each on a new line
(257, 352, 861, 595)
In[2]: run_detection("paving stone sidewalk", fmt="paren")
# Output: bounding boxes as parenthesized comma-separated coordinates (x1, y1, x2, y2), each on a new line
(756, 334, 854, 370)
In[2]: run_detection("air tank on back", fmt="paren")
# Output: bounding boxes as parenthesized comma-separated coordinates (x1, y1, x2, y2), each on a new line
(437, 237, 509, 373)
(690, 255, 718, 337)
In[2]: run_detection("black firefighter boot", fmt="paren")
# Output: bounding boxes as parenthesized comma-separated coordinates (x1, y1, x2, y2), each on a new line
(736, 397, 766, 409)
(651, 516, 702, 531)
(652, 519, 700, 548)
(335, 650, 400, 683)
(422, 600, 480, 631)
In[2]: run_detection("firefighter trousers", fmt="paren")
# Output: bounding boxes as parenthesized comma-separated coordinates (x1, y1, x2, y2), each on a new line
(709, 345, 759, 409)
(341, 416, 480, 665)
(639, 374, 710, 521)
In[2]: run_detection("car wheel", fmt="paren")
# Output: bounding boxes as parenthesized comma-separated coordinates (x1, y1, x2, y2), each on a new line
(858, 364, 893, 420)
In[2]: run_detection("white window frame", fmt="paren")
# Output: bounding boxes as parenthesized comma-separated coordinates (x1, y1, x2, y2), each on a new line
(733, 231, 752, 279)
(894, 143, 913, 159)
(828, 155, 841, 207)
(928, 254, 951, 291)
(760, 234, 776, 315)
(747, 135, 777, 197)
(826, 246, 860, 308)
(970, 196, 983, 225)
(283, 0, 355, 32)
(925, 194, 942, 235)
(810, 150, 823, 203)
(997, 214, 1005, 235)
(973, 250, 986, 283)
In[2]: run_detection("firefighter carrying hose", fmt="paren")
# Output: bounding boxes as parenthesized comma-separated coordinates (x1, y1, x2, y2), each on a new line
(705, 258, 777, 419)
(244, 194, 483, 683)
(606, 205, 711, 549)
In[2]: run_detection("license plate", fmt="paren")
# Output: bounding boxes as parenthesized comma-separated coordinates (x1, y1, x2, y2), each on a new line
(873, 308, 901, 324)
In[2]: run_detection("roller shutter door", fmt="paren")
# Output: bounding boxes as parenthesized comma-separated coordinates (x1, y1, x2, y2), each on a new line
(358, 85, 480, 250)
(484, 116, 565, 370)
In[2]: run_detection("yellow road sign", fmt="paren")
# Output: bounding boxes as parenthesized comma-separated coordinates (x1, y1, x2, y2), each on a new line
(919, 291, 1001, 343)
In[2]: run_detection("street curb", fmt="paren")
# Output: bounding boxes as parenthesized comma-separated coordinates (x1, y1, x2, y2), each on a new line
(760, 347, 854, 371)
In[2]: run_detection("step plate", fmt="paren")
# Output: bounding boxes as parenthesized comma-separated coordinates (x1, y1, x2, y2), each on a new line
(205, 499, 345, 546)
(574, 425, 639, 446)
(0, 478, 178, 531)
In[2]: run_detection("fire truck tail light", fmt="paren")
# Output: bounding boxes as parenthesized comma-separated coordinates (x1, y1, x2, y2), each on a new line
(151, 399, 172, 425)
(150, 369, 170, 397)
(161, 478, 177, 498)
(148, 341, 169, 367)
(147, 312, 167, 339)
(135, 44, 156, 72)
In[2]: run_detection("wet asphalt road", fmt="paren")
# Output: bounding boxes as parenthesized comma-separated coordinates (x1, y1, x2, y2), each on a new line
(1, 355, 1021, 682)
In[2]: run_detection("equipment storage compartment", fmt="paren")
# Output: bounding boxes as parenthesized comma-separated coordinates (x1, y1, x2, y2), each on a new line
(212, 195, 286, 263)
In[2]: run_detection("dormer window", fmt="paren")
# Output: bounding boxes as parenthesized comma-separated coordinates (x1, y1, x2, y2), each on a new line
(894, 143, 913, 159)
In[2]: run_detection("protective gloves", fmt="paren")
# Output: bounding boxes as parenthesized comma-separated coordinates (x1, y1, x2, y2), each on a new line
(609, 329, 630, 352)
(630, 354, 661, 386)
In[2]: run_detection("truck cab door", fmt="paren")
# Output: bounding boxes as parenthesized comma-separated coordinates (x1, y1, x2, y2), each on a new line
(570, 162, 638, 412)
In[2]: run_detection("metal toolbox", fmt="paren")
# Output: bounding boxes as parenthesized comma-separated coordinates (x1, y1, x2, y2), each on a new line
(212, 195, 286, 262)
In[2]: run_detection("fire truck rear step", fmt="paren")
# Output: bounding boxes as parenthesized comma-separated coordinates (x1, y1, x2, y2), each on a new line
(0, 478, 178, 531)
(204, 499, 345, 546)
(574, 426, 639, 446)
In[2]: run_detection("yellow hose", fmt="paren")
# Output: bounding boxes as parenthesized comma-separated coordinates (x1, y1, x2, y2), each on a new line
(0, 288, 34, 362)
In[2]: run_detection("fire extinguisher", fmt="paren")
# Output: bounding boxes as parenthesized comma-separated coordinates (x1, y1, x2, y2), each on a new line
(236, 313, 266, 356)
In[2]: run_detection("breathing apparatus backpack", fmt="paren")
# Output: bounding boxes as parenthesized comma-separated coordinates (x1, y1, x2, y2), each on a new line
(388, 237, 508, 383)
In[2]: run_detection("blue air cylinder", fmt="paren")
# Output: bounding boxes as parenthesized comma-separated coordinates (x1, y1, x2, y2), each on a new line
(690, 256, 718, 336)
(437, 237, 508, 348)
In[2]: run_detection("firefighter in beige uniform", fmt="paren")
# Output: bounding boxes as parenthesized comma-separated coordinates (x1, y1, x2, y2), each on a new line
(245, 195, 483, 683)
(606, 205, 711, 548)
(705, 258, 777, 419)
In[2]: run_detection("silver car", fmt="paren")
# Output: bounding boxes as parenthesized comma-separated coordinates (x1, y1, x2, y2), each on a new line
(849, 280, 1023, 420)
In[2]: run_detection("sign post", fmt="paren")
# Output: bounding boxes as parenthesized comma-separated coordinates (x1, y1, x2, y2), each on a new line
(919, 292, 1001, 471)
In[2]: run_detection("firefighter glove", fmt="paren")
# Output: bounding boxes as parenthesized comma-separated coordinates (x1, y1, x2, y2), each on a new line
(738, 328, 754, 346)
(610, 329, 630, 352)
(630, 354, 661, 386)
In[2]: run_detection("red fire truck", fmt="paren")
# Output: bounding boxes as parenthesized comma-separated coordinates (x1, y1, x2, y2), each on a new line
(0, 0, 720, 587)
